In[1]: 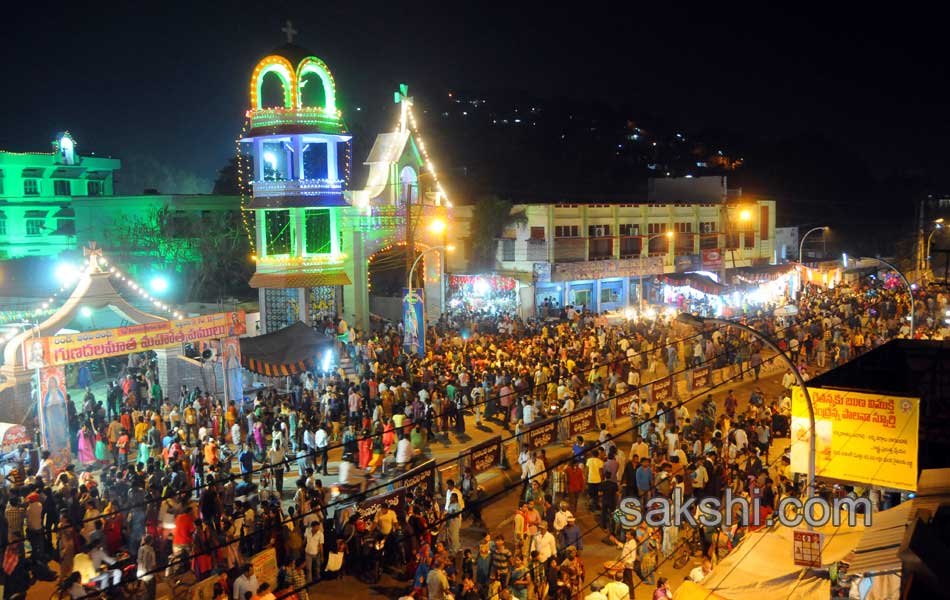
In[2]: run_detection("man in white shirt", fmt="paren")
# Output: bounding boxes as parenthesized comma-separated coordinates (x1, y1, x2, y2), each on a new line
(603, 571, 630, 600)
(338, 458, 367, 493)
(395, 435, 414, 466)
(304, 521, 324, 582)
(615, 528, 638, 589)
(530, 521, 558, 564)
(445, 480, 465, 512)
(585, 581, 608, 600)
(233, 563, 258, 600)
(733, 426, 748, 452)
(552, 502, 573, 534)
(523, 400, 536, 426)
(689, 559, 713, 583)
(314, 425, 329, 475)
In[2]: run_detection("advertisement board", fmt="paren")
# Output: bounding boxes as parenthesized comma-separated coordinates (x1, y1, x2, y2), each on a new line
(567, 406, 597, 437)
(793, 531, 823, 568)
(466, 436, 502, 475)
(675, 254, 701, 273)
(526, 417, 558, 449)
(651, 377, 674, 404)
(702, 248, 723, 269)
(551, 256, 664, 282)
(37, 365, 71, 466)
(251, 548, 279, 591)
(356, 487, 407, 522)
(394, 459, 437, 496)
(402, 288, 426, 356)
(690, 366, 712, 390)
(615, 389, 640, 420)
(791, 387, 919, 491)
(24, 311, 246, 367)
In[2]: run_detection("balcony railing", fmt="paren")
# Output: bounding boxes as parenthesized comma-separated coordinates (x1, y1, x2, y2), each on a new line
(247, 107, 345, 134)
(252, 178, 344, 198)
(526, 239, 547, 261)
(553, 238, 586, 263)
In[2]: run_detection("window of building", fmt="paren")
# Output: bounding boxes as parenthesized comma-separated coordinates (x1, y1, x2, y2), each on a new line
(304, 209, 332, 254)
(0, 211, 6, 236)
(619, 223, 640, 237)
(760, 206, 770, 240)
(554, 225, 579, 238)
(25, 210, 46, 236)
(54, 180, 71, 196)
(23, 179, 39, 196)
(265, 209, 293, 255)
(674, 222, 693, 254)
(587, 224, 611, 237)
(743, 229, 755, 249)
(529, 226, 545, 240)
(601, 286, 622, 303)
(699, 221, 717, 234)
(647, 222, 669, 254)
(0, 174, 4, 196)
(87, 181, 102, 196)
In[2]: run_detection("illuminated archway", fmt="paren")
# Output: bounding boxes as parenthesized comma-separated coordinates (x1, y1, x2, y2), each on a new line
(295, 57, 337, 114)
(250, 55, 296, 110)
(367, 241, 431, 296)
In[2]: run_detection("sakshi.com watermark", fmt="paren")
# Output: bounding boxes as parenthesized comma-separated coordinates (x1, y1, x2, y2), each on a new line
(618, 489, 873, 529)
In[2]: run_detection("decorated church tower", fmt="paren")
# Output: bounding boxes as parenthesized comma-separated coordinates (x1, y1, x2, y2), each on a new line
(243, 23, 352, 333)
(243, 23, 451, 336)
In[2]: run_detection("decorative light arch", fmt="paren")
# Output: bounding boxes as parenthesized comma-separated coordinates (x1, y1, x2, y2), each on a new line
(250, 55, 296, 110)
(295, 57, 338, 114)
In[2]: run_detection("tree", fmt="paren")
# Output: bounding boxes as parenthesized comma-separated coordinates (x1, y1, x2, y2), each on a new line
(469, 194, 527, 270)
(104, 206, 254, 302)
(212, 157, 242, 195)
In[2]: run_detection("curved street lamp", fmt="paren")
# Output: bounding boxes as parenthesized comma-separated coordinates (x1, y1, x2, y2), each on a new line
(856, 256, 914, 338)
(677, 312, 818, 511)
(798, 226, 829, 265)
(407, 244, 455, 298)
(926, 220, 945, 279)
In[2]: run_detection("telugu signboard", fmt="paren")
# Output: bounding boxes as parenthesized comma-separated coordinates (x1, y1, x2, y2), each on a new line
(793, 530, 823, 568)
(791, 387, 920, 491)
(356, 487, 407, 522)
(526, 417, 558, 449)
(394, 459, 437, 496)
(551, 256, 664, 282)
(466, 436, 502, 475)
(567, 406, 597, 437)
(615, 390, 640, 421)
(651, 377, 674, 404)
(690, 366, 712, 390)
(23, 311, 246, 367)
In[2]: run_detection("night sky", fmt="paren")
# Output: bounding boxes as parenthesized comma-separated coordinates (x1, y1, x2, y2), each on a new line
(2, 3, 947, 191)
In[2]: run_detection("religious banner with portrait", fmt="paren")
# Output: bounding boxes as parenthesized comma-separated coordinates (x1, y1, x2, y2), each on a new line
(37, 365, 71, 467)
(221, 336, 244, 406)
(402, 288, 425, 356)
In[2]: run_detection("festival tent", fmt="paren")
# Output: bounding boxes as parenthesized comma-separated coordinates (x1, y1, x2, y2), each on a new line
(239, 321, 333, 376)
(674, 517, 865, 600)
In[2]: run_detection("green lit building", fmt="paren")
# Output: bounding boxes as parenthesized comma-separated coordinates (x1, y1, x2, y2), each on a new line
(0, 132, 118, 259)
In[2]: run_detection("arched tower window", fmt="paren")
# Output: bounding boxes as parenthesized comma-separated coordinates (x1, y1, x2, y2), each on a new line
(399, 166, 418, 206)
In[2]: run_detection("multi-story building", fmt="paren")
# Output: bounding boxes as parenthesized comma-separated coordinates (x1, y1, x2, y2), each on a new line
(452, 177, 776, 315)
(0, 132, 118, 259)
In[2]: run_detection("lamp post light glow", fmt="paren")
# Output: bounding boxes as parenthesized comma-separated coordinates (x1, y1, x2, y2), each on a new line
(149, 276, 169, 294)
(739, 209, 752, 222)
(80, 306, 92, 318)
(428, 218, 447, 235)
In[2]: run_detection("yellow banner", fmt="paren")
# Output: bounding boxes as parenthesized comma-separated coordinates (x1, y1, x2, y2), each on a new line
(791, 387, 919, 491)
(24, 311, 246, 367)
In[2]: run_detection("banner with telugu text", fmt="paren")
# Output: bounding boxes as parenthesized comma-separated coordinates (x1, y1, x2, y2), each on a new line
(23, 311, 246, 367)
(791, 387, 919, 491)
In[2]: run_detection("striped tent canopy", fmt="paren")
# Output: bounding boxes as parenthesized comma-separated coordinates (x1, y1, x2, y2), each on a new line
(239, 321, 332, 377)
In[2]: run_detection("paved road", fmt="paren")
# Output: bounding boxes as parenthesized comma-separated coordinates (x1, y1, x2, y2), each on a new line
(317, 365, 791, 599)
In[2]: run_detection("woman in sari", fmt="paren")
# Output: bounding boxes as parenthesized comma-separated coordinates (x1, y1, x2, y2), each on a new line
(77, 423, 96, 466)
(358, 428, 372, 469)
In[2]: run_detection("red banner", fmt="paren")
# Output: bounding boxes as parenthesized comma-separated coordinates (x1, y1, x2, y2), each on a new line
(702, 248, 723, 269)
(651, 377, 674, 404)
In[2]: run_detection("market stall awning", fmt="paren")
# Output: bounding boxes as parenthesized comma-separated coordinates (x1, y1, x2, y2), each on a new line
(249, 270, 351, 289)
(239, 321, 333, 376)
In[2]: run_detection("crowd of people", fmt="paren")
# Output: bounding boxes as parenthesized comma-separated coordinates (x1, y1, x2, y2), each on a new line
(0, 273, 917, 600)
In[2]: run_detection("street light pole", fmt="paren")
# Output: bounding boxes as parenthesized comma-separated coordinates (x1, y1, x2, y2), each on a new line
(858, 256, 915, 338)
(639, 231, 674, 312)
(798, 226, 828, 264)
(677, 313, 818, 511)
(926, 221, 944, 280)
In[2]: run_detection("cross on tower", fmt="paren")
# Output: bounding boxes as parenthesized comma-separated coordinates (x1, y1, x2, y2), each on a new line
(282, 20, 298, 44)
(83, 241, 104, 272)
(394, 83, 413, 132)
